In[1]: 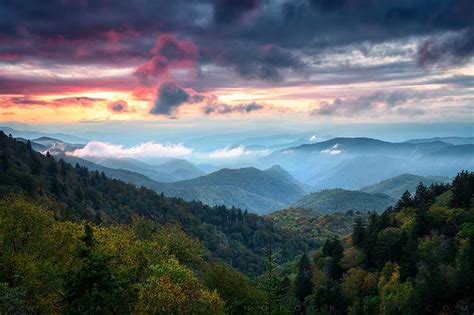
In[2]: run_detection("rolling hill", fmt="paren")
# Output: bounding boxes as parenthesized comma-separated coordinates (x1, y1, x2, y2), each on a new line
(359, 174, 451, 199)
(159, 165, 310, 213)
(291, 188, 394, 214)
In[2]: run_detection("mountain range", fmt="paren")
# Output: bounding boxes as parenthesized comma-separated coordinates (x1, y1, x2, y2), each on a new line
(264, 137, 473, 189)
(3, 126, 472, 214)
(61, 155, 308, 214)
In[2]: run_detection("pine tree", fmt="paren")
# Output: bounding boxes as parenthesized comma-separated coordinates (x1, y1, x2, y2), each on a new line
(450, 170, 474, 210)
(63, 224, 120, 314)
(397, 190, 413, 210)
(294, 253, 312, 305)
(261, 237, 281, 314)
(352, 217, 366, 248)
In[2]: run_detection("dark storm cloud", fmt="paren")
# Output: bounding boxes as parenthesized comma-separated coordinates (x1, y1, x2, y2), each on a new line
(216, 43, 303, 81)
(150, 82, 191, 116)
(1, 0, 474, 92)
(203, 102, 264, 115)
(214, 0, 262, 25)
(2, 0, 473, 64)
(310, 90, 425, 116)
(417, 27, 474, 66)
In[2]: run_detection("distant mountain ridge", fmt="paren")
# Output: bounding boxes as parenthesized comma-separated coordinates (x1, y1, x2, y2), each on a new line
(263, 137, 473, 189)
(291, 188, 394, 214)
(0, 125, 88, 143)
(405, 136, 474, 145)
(359, 174, 451, 199)
(160, 166, 310, 213)
(287, 137, 452, 155)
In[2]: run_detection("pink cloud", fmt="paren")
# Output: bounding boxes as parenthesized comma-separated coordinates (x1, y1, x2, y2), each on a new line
(135, 34, 198, 84)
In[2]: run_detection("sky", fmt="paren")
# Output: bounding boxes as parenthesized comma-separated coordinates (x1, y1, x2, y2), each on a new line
(0, 0, 473, 133)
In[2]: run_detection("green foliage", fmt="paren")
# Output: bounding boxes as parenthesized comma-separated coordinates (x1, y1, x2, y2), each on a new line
(269, 208, 369, 244)
(450, 170, 474, 210)
(283, 171, 474, 314)
(292, 188, 394, 214)
(134, 259, 224, 314)
(360, 173, 450, 200)
(0, 196, 231, 313)
(202, 262, 265, 314)
(63, 224, 122, 314)
(294, 254, 312, 305)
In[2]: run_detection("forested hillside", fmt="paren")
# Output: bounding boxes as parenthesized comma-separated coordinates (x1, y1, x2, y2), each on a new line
(360, 173, 451, 199)
(268, 208, 369, 244)
(271, 171, 474, 314)
(0, 132, 314, 276)
(0, 197, 269, 314)
(291, 189, 394, 214)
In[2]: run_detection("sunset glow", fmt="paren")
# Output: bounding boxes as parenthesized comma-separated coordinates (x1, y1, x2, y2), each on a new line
(1, 1, 472, 126)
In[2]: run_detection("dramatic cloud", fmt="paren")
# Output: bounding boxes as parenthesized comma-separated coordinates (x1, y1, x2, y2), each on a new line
(216, 44, 303, 81)
(150, 82, 191, 116)
(1, 0, 473, 122)
(68, 141, 193, 159)
(417, 28, 474, 66)
(214, 0, 262, 25)
(203, 102, 264, 115)
(135, 34, 198, 83)
(107, 100, 129, 113)
(310, 91, 425, 117)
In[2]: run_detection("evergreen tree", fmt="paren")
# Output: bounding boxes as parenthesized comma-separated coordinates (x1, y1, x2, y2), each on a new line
(63, 225, 120, 314)
(352, 217, 366, 248)
(294, 254, 312, 305)
(261, 237, 281, 314)
(450, 170, 474, 210)
(397, 190, 413, 210)
(322, 238, 344, 279)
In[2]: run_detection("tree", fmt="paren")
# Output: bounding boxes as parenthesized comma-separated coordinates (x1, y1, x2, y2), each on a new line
(135, 259, 223, 314)
(294, 254, 312, 305)
(321, 238, 344, 279)
(202, 262, 264, 315)
(352, 217, 366, 248)
(450, 170, 474, 210)
(261, 237, 281, 314)
(396, 190, 413, 210)
(63, 224, 120, 314)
